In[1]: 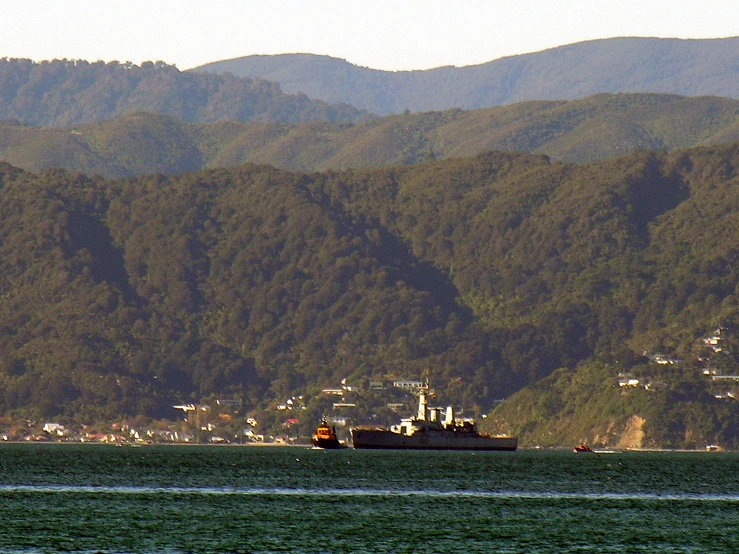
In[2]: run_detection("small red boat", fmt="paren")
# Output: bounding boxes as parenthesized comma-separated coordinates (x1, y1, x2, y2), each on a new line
(573, 443, 594, 453)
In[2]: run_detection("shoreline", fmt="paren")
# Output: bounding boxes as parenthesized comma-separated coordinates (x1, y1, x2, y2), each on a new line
(1, 441, 731, 452)
(0, 440, 311, 447)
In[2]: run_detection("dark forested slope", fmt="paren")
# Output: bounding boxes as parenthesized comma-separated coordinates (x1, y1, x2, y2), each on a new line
(0, 59, 369, 127)
(1, 142, 739, 445)
(0, 162, 479, 421)
(193, 37, 739, 114)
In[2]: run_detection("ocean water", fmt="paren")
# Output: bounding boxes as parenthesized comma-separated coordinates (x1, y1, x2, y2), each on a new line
(1, 444, 738, 553)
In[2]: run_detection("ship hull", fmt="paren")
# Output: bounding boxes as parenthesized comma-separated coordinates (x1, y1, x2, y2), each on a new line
(310, 437, 346, 449)
(351, 428, 517, 451)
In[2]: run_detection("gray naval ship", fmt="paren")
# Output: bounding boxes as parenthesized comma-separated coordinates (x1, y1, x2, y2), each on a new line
(350, 386, 517, 451)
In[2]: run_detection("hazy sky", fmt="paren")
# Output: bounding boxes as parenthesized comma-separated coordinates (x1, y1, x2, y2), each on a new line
(2, 0, 737, 71)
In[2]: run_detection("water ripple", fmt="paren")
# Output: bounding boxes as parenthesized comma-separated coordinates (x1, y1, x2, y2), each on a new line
(2, 484, 739, 502)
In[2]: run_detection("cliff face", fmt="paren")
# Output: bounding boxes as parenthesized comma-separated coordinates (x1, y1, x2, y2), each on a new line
(614, 416, 646, 450)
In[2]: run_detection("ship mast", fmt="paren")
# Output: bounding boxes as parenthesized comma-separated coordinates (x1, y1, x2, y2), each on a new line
(417, 386, 428, 420)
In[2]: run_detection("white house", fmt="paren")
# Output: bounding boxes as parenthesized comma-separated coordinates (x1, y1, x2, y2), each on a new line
(43, 423, 65, 435)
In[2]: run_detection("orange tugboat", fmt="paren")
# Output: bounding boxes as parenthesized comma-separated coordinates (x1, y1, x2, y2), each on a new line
(573, 443, 594, 453)
(311, 417, 346, 449)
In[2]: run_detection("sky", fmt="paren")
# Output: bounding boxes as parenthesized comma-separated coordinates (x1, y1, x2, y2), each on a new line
(2, 0, 738, 72)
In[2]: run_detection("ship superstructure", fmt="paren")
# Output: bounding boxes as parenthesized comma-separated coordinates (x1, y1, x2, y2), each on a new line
(350, 386, 517, 451)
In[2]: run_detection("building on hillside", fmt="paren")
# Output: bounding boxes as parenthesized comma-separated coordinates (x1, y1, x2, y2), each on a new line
(43, 423, 65, 435)
(618, 377, 640, 388)
(392, 380, 424, 390)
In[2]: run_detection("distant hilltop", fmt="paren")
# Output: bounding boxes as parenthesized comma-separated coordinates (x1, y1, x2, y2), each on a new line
(2, 93, 739, 178)
(192, 36, 739, 114)
(0, 58, 370, 127)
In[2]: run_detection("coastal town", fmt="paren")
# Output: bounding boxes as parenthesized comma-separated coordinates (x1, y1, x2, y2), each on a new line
(3, 322, 737, 447)
(0, 377, 435, 445)
(2, 323, 737, 446)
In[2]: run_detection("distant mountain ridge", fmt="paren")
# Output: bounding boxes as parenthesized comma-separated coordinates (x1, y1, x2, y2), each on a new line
(192, 37, 739, 115)
(2, 93, 738, 178)
(0, 58, 369, 127)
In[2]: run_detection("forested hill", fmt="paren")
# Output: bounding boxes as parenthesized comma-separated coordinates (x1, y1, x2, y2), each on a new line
(2, 93, 739, 178)
(193, 37, 739, 115)
(2, 142, 739, 447)
(0, 58, 369, 127)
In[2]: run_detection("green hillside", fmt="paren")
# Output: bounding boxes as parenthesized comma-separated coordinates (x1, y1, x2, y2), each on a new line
(482, 357, 738, 450)
(2, 141, 739, 445)
(193, 37, 739, 114)
(0, 58, 369, 127)
(2, 94, 738, 178)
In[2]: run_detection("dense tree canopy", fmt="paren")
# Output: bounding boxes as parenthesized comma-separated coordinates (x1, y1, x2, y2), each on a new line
(1, 141, 739, 445)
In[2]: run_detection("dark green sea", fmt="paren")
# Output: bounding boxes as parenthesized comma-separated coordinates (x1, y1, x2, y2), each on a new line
(1, 444, 738, 553)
